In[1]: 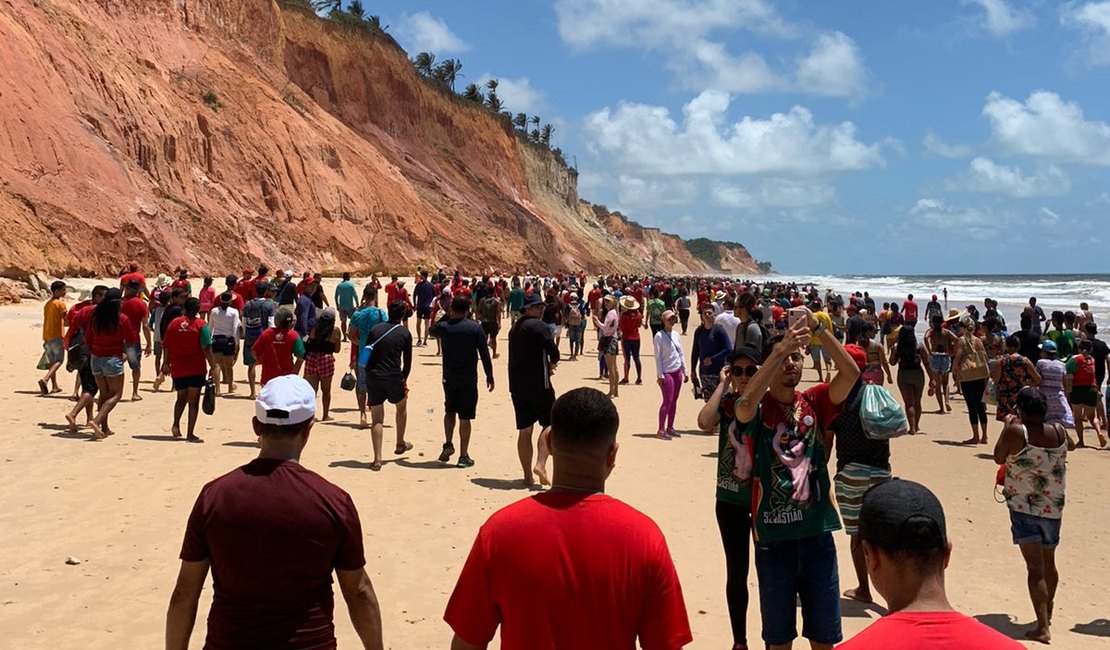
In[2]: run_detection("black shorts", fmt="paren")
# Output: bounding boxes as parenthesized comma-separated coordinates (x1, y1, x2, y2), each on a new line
(173, 375, 207, 391)
(482, 321, 500, 338)
(367, 380, 406, 406)
(444, 381, 479, 420)
(1071, 385, 1098, 407)
(417, 306, 432, 320)
(511, 388, 555, 430)
(78, 363, 99, 397)
(212, 335, 237, 357)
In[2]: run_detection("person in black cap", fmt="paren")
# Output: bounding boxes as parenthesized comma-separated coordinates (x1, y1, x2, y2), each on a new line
(508, 292, 560, 487)
(839, 479, 1023, 649)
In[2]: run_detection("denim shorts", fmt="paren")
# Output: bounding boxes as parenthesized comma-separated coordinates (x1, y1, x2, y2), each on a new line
(1010, 509, 1061, 548)
(124, 343, 142, 371)
(43, 337, 66, 365)
(754, 533, 842, 646)
(91, 355, 125, 377)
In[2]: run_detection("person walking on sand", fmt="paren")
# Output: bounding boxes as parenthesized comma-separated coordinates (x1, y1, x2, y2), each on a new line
(362, 301, 413, 471)
(208, 292, 240, 396)
(653, 310, 688, 440)
(429, 295, 494, 468)
(993, 334, 1041, 424)
(994, 388, 1070, 645)
(304, 308, 342, 422)
(251, 306, 306, 388)
(241, 282, 277, 399)
(594, 295, 620, 397)
(618, 295, 643, 386)
(1035, 341, 1076, 438)
(478, 289, 503, 359)
(831, 344, 892, 607)
(692, 303, 733, 401)
(334, 272, 358, 342)
(509, 293, 560, 486)
(925, 314, 958, 413)
(63, 285, 106, 434)
(166, 375, 384, 650)
(162, 298, 215, 443)
(953, 315, 991, 445)
(120, 279, 151, 401)
(697, 346, 762, 650)
(84, 288, 139, 440)
(413, 270, 435, 347)
(348, 296, 387, 429)
(1066, 339, 1105, 448)
(837, 480, 1025, 649)
(444, 387, 693, 650)
(38, 280, 68, 396)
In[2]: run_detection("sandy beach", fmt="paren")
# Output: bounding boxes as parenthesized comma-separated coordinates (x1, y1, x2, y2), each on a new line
(2, 283, 1109, 649)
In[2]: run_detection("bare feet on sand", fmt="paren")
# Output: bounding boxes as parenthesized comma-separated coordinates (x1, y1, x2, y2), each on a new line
(532, 465, 550, 486)
(171, 425, 182, 438)
(88, 422, 106, 441)
(843, 588, 873, 604)
(65, 413, 79, 433)
(1024, 627, 1050, 645)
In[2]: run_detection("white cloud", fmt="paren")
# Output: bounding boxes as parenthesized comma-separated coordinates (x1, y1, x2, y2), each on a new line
(945, 157, 1071, 197)
(554, 0, 867, 98)
(394, 12, 470, 54)
(583, 90, 884, 175)
(477, 75, 545, 114)
(1061, 1, 1110, 66)
(983, 91, 1110, 165)
(711, 179, 836, 209)
(909, 198, 1005, 239)
(1039, 207, 1061, 225)
(923, 132, 974, 158)
(963, 0, 1035, 36)
(794, 32, 868, 98)
(616, 175, 699, 210)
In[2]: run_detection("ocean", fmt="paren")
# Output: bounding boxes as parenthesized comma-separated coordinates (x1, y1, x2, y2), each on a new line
(749, 274, 1110, 329)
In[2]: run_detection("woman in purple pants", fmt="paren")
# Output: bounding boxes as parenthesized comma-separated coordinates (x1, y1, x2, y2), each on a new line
(654, 310, 688, 439)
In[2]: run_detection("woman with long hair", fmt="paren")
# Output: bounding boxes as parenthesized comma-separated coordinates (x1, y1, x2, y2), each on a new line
(304, 308, 342, 421)
(993, 333, 1041, 424)
(953, 315, 991, 444)
(592, 295, 620, 398)
(890, 324, 931, 435)
(858, 323, 891, 386)
(84, 288, 138, 440)
(925, 314, 958, 412)
(209, 292, 241, 395)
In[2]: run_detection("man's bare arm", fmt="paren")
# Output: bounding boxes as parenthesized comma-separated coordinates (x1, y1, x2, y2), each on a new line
(337, 568, 384, 650)
(165, 559, 209, 650)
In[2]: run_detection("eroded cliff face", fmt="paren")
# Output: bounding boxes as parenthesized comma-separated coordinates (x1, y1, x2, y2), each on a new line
(0, 0, 759, 277)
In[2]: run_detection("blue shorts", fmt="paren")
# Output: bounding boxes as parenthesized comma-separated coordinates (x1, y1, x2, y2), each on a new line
(124, 343, 142, 371)
(809, 345, 830, 364)
(43, 337, 65, 365)
(91, 355, 125, 377)
(356, 365, 368, 393)
(243, 339, 258, 366)
(1010, 510, 1061, 548)
(754, 533, 842, 646)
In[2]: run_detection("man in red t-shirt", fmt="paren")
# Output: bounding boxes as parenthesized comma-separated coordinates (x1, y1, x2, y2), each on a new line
(903, 293, 919, 328)
(162, 298, 214, 443)
(166, 375, 384, 650)
(233, 269, 255, 305)
(251, 306, 306, 385)
(121, 279, 151, 401)
(444, 387, 692, 650)
(839, 480, 1024, 649)
(119, 261, 147, 298)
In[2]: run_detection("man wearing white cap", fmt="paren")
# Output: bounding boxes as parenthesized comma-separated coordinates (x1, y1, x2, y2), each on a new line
(166, 375, 384, 650)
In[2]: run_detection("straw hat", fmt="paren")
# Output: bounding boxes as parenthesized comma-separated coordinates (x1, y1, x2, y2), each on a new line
(619, 295, 639, 311)
(945, 308, 963, 322)
(155, 273, 169, 288)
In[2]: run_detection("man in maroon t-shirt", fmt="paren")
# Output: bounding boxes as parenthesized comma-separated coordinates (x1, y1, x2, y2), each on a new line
(445, 387, 692, 649)
(166, 375, 384, 650)
(839, 480, 1024, 650)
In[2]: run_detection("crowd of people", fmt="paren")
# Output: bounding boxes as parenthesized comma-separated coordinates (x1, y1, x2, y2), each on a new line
(34, 261, 1098, 648)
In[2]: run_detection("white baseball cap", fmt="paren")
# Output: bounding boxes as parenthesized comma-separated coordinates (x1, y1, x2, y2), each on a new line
(255, 375, 316, 426)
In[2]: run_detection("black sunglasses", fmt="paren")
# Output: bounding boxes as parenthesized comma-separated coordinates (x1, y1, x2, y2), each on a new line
(730, 365, 759, 377)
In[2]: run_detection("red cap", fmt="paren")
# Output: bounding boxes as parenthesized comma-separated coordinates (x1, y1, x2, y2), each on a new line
(844, 344, 868, 370)
(243, 269, 253, 275)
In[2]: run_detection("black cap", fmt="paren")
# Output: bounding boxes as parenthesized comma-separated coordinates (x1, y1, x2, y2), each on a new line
(730, 345, 763, 365)
(859, 479, 947, 551)
(521, 293, 544, 309)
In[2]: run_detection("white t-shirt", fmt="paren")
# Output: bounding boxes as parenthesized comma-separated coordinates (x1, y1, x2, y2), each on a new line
(715, 310, 741, 348)
(654, 330, 686, 378)
(209, 306, 241, 343)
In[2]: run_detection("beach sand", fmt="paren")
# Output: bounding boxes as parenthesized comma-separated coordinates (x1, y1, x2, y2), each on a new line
(2, 283, 1109, 649)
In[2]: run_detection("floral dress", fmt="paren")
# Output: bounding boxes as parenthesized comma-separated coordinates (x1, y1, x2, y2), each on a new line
(995, 353, 1032, 421)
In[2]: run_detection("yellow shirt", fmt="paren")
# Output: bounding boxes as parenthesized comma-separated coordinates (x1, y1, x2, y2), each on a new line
(811, 310, 832, 346)
(43, 298, 66, 341)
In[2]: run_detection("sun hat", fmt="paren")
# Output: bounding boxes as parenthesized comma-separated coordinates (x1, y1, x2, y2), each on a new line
(255, 375, 316, 426)
(619, 295, 640, 311)
(715, 290, 727, 301)
(945, 308, 962, 321)
(662, 309, 677, 323)
(155, 273, 170, 288)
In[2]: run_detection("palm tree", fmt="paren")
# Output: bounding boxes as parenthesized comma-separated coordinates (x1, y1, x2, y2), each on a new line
(346, 0, 366, 20)
(433, 59, 463, 91)
(312, 0, 341, 12)
(529, 115, 540, 132)
(529, 128, 540, 143)
(540, 124, 554, 147)
(513, 113, 528, 131)
(367, 15, 388, 32)
(485, 79, 499, 93)
(462, 83, 484, 103)
(486, 93, 504, 112)
(412, 52, 436, 77)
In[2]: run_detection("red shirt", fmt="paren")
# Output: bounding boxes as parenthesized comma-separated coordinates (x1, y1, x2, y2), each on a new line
(384, 282, 398, 305)
(631, 287, 644, 308)
(296, 278, 311, 295)
(903, 300, 919, 321)
(619, 311, 642, 341)
(1070, 354, 1096, 387)
(86, 314, 138, 357)
(588, 289, 602, 311)
(180, 458, 365, 650)
(227, 292, 245, 313)
(162, 316, 211, 378)
(119, 272, 145, 289)
(251, 328, 303, 385)
(120, 297, 148, 341)
(838, 611, 1025, 649)
(66, 301, 92, 344)
(233, 278, 255, 303)
(444, 492, 692, 650)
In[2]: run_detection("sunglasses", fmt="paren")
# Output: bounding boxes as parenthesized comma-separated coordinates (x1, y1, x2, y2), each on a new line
(730, 365, 759, 377)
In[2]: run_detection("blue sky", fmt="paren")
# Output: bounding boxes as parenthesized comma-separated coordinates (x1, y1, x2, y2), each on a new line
(337, 1, 1110, 274)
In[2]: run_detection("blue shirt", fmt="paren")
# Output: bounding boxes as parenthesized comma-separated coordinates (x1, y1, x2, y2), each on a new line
(294, 294, 317, 338)
(692, 324, 731, 379)
(414, 280, 435, 310)
(334, 280, 358, 311)
(350, 306, 387, 349)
